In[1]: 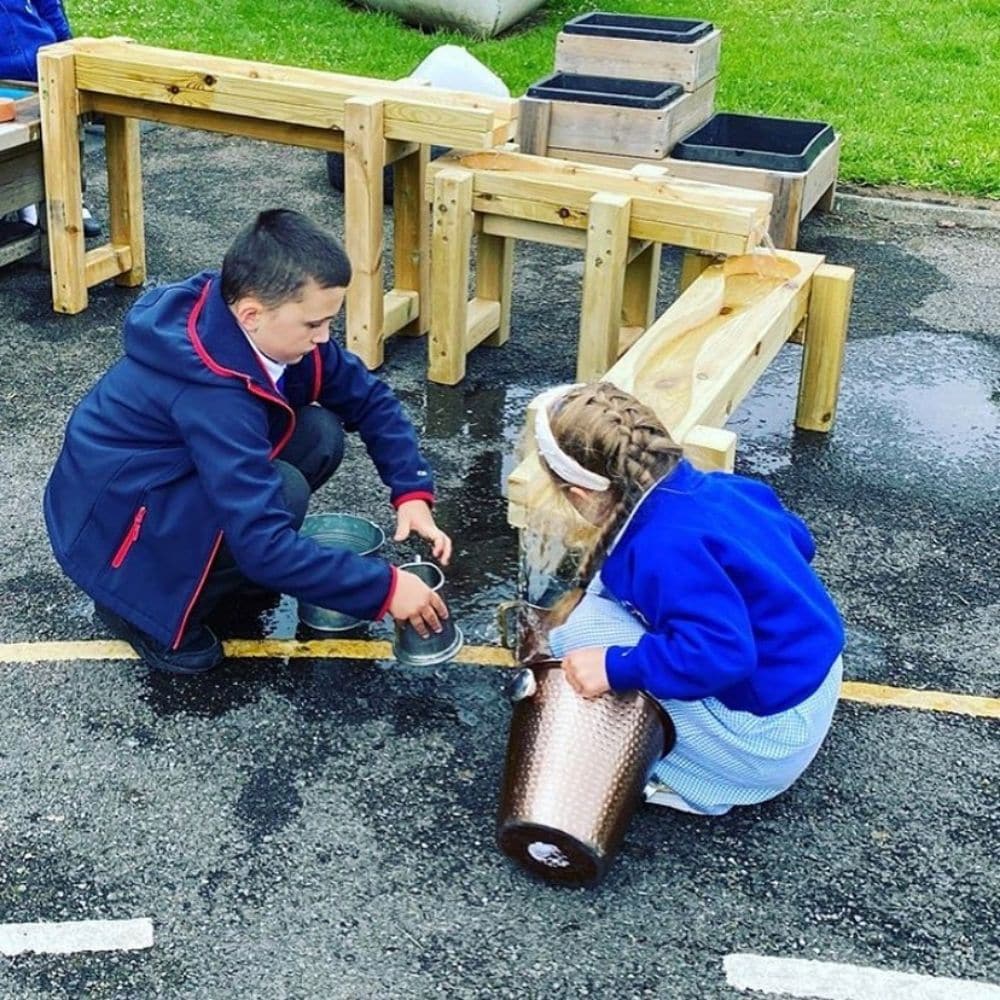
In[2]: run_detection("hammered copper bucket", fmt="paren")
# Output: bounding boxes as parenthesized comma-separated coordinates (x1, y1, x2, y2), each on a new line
(497, 661, 675, 886)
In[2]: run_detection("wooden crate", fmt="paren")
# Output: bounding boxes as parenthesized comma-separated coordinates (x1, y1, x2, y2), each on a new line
(555, 27, 721, 92)
(521, 78, 716, 160)
(546, 134, 841, 250)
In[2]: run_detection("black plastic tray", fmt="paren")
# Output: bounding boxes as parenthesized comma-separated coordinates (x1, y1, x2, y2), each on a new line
(563, 13, 713, 45)
(672, 113, 836, 172)
(526, 73, 683, 110)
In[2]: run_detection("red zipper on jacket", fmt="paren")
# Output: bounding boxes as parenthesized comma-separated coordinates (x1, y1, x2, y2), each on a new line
(172, 279, 297, 649)
(110, 506, 147, 568)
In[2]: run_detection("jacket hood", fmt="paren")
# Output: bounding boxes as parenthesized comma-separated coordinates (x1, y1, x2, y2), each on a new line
(123, 270, 273, 392)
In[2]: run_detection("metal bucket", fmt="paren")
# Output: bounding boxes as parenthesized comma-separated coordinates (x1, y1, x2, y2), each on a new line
(297, 513, 386, 632)
(391, 559, 464, 667)
(497, 661, 675, 886)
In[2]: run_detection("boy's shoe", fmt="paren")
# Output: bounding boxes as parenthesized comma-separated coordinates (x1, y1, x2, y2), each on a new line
(95, 604, 224, 675)
(81, 205, 102, 239)
(642, 779, 711, 815)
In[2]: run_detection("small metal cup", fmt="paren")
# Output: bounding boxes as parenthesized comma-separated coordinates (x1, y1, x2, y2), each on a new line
(392, 559, 463, 667)
(297, 513, 385, 632)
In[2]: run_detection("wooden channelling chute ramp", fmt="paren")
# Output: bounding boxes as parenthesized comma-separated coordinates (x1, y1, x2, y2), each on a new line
(507, 250, 854, 532)
(37, 37, 519, 370)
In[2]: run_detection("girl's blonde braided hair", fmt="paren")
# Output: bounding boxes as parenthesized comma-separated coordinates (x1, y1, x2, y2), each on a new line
(545, 382, 683, 582)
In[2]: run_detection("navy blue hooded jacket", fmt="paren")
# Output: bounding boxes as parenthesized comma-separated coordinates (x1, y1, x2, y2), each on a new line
(44, 272, 434, 649)
(1, 0, 72, 82)
(601, 460, 844, 715)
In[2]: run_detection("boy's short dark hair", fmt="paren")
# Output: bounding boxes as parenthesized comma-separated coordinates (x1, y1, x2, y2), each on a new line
(221, 209, 352, 306)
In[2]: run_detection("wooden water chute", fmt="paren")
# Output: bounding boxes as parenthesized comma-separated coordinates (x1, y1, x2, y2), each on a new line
(37, 37, 519, 368)
(425, 149, 774, 385)
(507, 250, 855, 531)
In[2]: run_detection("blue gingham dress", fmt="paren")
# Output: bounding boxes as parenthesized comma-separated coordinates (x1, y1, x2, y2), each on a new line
(549, 585, 842, 815)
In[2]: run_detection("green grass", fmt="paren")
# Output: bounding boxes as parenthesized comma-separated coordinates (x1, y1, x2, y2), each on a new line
(68, 0, 1000, 197)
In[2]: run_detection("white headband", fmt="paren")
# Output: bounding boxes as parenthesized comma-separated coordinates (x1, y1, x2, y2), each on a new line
(534, 384, 611, 492)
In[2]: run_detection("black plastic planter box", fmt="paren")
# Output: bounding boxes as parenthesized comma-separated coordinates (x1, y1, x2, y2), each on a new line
(526, 73, 682, 110)
(563, 13, 713, 45)
(672, 113, 835, 173)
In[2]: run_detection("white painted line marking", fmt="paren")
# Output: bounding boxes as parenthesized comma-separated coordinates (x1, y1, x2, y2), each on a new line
(0, 918, 154, 957)
(724, 954, 1000, 1000)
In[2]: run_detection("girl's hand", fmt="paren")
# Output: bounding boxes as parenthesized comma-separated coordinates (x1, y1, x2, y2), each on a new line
(561, 646, 611, 699)
(388, 568, 449, 637)
(393, 499, 452, 566)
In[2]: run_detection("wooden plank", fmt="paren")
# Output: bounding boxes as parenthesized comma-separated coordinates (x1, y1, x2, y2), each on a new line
(84, 242, 133, 285)
(795, 263, 854, 431)
(73, 51, 505, 148)
(517, 96, 551, 156)
(344, 96, 386, 368)
(382, 288, 420, 337)
(38, 44, 87, 314)
(683, 425, 737, 472)
(428, 167, 474, 385)
(391, 143, 429, 336)
(0, 229, 41, 268)
(432, 150, 772, 238)
(472, 191, 757, 255)
(72, 37, 519, 119)
(607, 252, 824, 442)
(85, 92, 348, 152)
(0, 145, 44, 214)
(475, 233, 514, 346)
(802, 135, 841, 218)
(104, 114, 145, 287)
(481, 213, 586, 249)
(465, 297, 502, 350)
(577, 191, 631, 381)
(555, 28, 721, 92)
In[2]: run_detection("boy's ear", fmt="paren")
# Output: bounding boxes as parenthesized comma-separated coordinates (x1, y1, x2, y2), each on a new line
(231, 295, 265, 332)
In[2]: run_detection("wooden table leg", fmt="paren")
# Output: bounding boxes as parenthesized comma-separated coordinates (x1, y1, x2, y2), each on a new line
(38, 45, 86, 313)
(344, 95, 386, 369)
(477, 232, 514, 347)
(795, 263, 854, 431)
(391, 142, 429, 337)
(429, 167, 474, 385)
(619, 240, 660, 356)
(578, 192, 631, 381)
(105, 115, 145, 287)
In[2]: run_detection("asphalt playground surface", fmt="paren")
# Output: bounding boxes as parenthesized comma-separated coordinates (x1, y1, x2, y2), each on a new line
(0, 126, 997, 999)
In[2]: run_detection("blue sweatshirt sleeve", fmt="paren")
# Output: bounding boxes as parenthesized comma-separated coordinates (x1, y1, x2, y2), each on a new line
(604, 536, 757, 701)
(36, 0, 72, 41)
(172, 383, 395, 621)
(313, 343, 435, 507)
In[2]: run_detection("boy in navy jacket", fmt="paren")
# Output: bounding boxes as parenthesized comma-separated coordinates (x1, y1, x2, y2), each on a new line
(45, 209, 451, 674)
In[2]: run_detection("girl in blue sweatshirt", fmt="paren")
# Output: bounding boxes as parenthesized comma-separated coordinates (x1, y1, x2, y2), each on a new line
(536, 382, 844, 816)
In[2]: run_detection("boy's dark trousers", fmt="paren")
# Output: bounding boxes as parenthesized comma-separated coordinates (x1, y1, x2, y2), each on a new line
(191, 405, 345, 624)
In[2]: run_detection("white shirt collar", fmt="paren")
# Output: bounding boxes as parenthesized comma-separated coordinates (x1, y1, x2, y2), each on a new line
(240, 329, 286, 390)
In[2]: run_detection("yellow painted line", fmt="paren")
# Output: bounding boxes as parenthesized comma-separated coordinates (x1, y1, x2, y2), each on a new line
(0, 639, 996, 719)
(839, 681, 1000, 719)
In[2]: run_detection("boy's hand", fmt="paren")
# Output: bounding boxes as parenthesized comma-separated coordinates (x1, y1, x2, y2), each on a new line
(389, 568, 450, 637)
(562, 647, 611, 699)
(393, 499, 452, 566)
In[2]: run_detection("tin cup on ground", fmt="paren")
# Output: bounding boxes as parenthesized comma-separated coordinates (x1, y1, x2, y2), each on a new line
(392, 559, 464, 667)
(297, 513, 385, 632)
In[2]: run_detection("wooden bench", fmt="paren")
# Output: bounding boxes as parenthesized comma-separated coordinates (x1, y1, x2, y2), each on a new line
(0, 83, 44, 268)
(507, 249, 855, 531)
(37, 37, 518, 368)
(425, 149, 774, 385)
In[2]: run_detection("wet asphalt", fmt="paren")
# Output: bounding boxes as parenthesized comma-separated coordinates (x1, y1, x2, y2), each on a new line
(0, 126, 997, 999)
